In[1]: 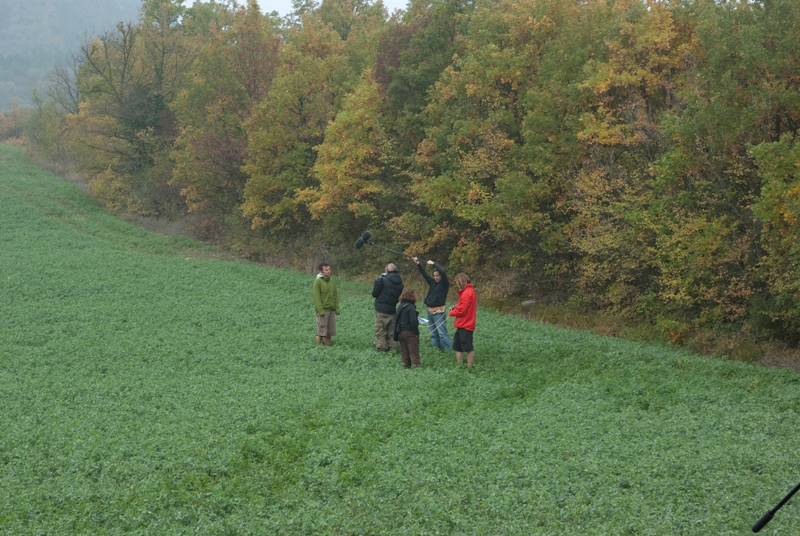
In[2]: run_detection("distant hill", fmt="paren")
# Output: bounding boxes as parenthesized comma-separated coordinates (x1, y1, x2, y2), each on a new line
(0, 0, 142, 111)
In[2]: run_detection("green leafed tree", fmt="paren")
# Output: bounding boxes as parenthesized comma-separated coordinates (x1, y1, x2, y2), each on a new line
(400, 0, 566, 291)
(377, 0, 472, 154)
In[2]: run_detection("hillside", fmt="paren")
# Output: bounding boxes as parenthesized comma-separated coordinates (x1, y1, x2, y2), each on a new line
(2, 143, 800, 533)
(0, 0, 141, 110)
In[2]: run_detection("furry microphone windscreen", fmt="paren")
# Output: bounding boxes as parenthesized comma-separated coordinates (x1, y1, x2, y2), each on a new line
(354, 230, 371, 249)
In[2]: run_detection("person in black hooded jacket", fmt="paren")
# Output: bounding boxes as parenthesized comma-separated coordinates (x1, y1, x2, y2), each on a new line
(412, 256, 452, 351)
(394, 288, 420, 368)
(372, 263, 403, 351)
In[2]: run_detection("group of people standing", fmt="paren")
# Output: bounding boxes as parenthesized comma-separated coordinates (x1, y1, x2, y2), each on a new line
(311, 258, 477, 368)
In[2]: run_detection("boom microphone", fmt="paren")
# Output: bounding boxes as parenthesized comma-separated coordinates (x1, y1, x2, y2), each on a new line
(354, 230, 372, 250)
(353, 230, 420, 261)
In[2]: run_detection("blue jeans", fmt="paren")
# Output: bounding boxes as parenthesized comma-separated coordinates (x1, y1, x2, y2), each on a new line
(428, 311, 452, 351)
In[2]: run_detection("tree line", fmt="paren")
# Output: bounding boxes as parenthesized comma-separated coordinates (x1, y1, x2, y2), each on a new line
(6, 0, 800, 346)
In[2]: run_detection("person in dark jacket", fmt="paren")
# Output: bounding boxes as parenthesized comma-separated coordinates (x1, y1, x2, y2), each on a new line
(394, 288, 421, 368)
(412, 256, 452, 351)
(372, 263, 403, 351)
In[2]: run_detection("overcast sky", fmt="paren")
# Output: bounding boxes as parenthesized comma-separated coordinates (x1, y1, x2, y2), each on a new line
(256, 0, 410, 18)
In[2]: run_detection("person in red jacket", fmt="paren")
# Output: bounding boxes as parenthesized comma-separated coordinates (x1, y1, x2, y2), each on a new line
(448, 273, 476, 368)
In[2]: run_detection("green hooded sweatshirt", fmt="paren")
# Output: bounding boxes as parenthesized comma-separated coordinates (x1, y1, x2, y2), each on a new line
(313, 274, 339, 315)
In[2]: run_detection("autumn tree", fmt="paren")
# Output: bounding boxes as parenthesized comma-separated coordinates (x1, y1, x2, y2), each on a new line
(26, 53, 85, 169)
(565, 0, 687, 312)
(299, 69, 399, 241)
(182, 0, 238, 37)
(751, 134, 800, 340)
(0, 102, 30, 142)
(642, 0, 800, 330)
(241, 14, 354, 237)
(172, 0, 281, 235)
(401, 0, 568, 289)
(71, 0, 196, 217)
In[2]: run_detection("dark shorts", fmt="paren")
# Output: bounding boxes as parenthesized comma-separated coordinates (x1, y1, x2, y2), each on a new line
(453, 328, 474, 352)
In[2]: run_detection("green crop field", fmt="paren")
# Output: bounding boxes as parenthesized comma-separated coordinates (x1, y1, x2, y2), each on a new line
(1, 143, 799, 534)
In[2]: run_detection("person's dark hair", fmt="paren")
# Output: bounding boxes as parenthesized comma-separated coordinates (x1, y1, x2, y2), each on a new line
(399, 288, 416, 304)
(318, 262, 330, 272)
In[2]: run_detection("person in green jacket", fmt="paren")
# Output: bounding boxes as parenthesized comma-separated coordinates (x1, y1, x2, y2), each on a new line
(312, 263, 340, 346)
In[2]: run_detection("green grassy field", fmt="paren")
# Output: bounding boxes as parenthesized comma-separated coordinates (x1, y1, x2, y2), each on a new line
(1, 143, 799, 534)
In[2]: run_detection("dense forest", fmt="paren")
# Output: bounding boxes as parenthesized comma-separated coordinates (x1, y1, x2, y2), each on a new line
(0, 0, 141, 110)
(3, 0, 800, 352)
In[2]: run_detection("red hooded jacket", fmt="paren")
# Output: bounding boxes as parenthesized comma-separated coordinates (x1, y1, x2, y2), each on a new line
(449, 283, 476, 331)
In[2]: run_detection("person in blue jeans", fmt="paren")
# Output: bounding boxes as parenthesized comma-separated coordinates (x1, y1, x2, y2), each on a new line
(412, 256, 452, 351)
